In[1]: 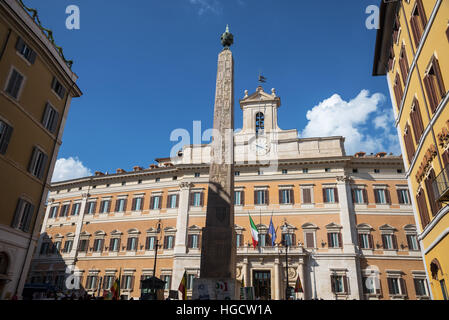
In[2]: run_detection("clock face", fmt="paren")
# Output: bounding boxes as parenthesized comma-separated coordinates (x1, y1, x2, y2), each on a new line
(251, 137, 270, 155)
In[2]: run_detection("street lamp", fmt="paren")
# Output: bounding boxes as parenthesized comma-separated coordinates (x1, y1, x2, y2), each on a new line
(282, 223, 289, 301)
(153, 221, 162, 278)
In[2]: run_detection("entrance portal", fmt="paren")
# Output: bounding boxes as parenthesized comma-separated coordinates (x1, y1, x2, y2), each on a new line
(253, 270, 271, 300)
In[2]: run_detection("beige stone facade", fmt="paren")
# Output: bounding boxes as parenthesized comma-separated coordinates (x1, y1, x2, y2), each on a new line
(26, 85, 428, 300)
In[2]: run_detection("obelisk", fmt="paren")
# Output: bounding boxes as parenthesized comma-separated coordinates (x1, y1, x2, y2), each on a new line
(194, 26, 237, 300)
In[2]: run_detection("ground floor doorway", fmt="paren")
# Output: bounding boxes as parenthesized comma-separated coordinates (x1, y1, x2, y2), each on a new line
(253, 270, 271, 300)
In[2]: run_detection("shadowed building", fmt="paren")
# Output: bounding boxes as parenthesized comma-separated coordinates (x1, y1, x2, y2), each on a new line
(373, 0, 449, 300)
(0, 0, 82, 299)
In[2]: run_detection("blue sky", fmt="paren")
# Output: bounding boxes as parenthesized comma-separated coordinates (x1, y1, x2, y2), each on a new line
(23, 0, 398, 181)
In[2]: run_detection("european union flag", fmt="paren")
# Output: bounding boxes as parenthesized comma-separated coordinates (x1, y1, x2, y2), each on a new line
(269, 217, 276, 246)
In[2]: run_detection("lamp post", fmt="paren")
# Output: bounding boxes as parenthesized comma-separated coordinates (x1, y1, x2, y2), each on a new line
(282, 223, 289, 301)
(152, 221, 162, 299)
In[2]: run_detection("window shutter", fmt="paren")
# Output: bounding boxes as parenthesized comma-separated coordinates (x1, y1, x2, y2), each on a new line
(292, 234, 296, 246)
(442, 150, 449, 167)
(109, 238, 114, 250)
(392, 234, 398, 250)
(115, 200, 120, 212)
(369, 234, 374, 249)
(150, 197, 154, 210)
(166, 195, 171, 209)
(385, 189, 391, 204)
(322, 188, 327, 203)
(338, 233, 342, 248)
(254, 190, 258, 205)
(410, 15, 420, 47)
(163, 236, 168, 249)
(416, 191, 430, 228)
(37, 152, 48, 180)
(303, 188, 311, 204)
(424, 75, 438, 113)
(99, 201, 105, 213)
(327, 233, 332, 247)
(158, 196, 162, 209)
(121, 276, 126, 290)
(306, 233, 314, 248)
(290, 189, 295, 204)
(0, 124, 13, 155)
(22, 203, 34, 233)
(358, 234, 363, 248)
(28, 147, 38, 174)
(374, 190, 379, 204)
(189, 193, 194, 206)
(11, 199, 23, 228)
(126, 238, 132, 251)
(400, 278, 407, 296)
(130, 276, 135, 290)
(200, 192, 204, 206)
(416, 0, 427, 27)
(84, 203, 89, 214)
(15, 36, 26, 53)
(433, 58, 446, 99)
(387, 278, 394, 295)
(132, 198, 137, 211)
(343, 276, 349, 294)
(397, 190, 404, 204)
(123, 199, 127, 212)
(279, 189, 283, 204)
(362, 189, 368, 204)
(187, 235, 192, 248)
(50, 109, 59, 134)
(351, 189, 356, 203)
(140, 198, 145, 211)
(425, 169, 440, 216)
(334, 188, 339, 203)
(265, 190, 269, 205)
(330, 275, 336, 293)
(382, 235, 387, 249)
(241, 191, 245, 206)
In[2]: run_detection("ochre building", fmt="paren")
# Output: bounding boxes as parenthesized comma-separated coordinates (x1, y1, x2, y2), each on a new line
(373, 0, 449, 299)
(0, 0, 82, 299)
(29, 86, 428, 300)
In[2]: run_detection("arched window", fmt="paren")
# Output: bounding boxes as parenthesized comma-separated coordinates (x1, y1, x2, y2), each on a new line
(256, 112, 264, 135)
(0, 252, 9, 274)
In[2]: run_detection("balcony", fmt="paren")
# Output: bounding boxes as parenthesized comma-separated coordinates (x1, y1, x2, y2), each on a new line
(433, 166, 449, 202)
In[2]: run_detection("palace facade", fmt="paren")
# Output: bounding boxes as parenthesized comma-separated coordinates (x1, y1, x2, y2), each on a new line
(0, 0, 82, 299)
(28, 86, 428, 300)
(373, 0, 449, 299)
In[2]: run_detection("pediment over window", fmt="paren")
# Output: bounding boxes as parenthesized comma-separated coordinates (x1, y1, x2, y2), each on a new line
(146, 228, 157, 233)
(235, 225, 246, 231)
(164, 227, 177, 232)
(357, 223, 373, 231)
(379, 224, 396, 231)
(403, 224, 417, 231)
(94, 230, 106, 236)
(66, 232, 75, 238)
(127, 228, 140, 234)
(302, 223, 318, 230)
(257, 224, 268, 231)
(80, 231, 91, 237)
(110, 229, 122, 235)
(54, 233, 63, 239)
(325, 223, 342, 230)
(188, 225, 202, 231)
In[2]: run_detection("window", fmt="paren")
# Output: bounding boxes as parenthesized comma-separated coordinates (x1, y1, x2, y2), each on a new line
(254, 190, 268, 205)
(103, 276, 115, 290)
(255, 112, 264, 135)
(399, 45, 410, 86)
(86, 201, 96, 214)
(397, 189, 411, 204)
(353, 168, 358, 173)
(126, 237, 138, 251)
(53, 241, 61, 254)
(51, 77, 66, 99)
(121, 182, 126, 186)
(86, 275, 98, 290)
(416, 189, 430, 228)
(407, 235, 419, 251)
(40, 242, 50, 255)
(173, 176, 177, 181)
(374, 189, 390, 204)
(410, 0, 427, 47)
(5, 68, 24, 99)
(393, 73, 403, 108)
(190, 192, 203, 207)
(188, 234, 200, 249)
(382, 234, 398, 250)
(150, 196, 162, 210)
(301, 188, 312, 204)
(194, 173, 201, 178)
(374, 169, 380, 174)
(325, 168, 331, 173)
(121, 275, 135, 290)
(164, 236, 175, 249)
(304, 232, 315, 249)
(115, 198, 127, 213)
(413, 278, 427, 296)
(359, 233, 373, 249)
(41, 103, 59, 134)
(404, 124, 416, 164)
(331, 275, 348, 294)
(303, 168, 309, 174)
(397, 169, 403, 174)
(0, 120, 13, 155)
(236, 234, 244, 247)
(78, 239, 89, 252)
(281, 233, 295, 247)
(440, 279, 448, 300)
(11, 199, 34, 232)
(352, 188, 367, 204)
(132, 197, 144, 211)
(362, 275, 380, 295)
(410, 99, 424, 144)
(234, 191, 244, 206)
(49, 206, 58, 218)
(109, 237, 121, 252)
(163, 275, 171, 290)
(328, 232, 342, 248)
(187, 274, 196, 290)
(71, 203, 80, 216)
(15, 37, 37, 63)
(282, 169, 288, 175)
(28, 147, 48, 180)
(279, 189, 293, 205)
(93, 239, 104, 253)
(145, 236, 155, 250)
(63, 240, 73, 253)
(323, 188, 338, 203)
(100, 200, 111, 214)
(387, 277, 407, 296)
(155, 178, 160, 182)
(424, 57, 446, 113)
(235, 171, 240, 176)
(425, 169, 441, 216)
(59, 204, 69, 217)
(167, 194, 178, 209)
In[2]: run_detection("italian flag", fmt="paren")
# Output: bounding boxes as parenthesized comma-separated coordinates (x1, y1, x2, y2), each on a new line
(249, 215, 259, 249)
(178, 271, 187, 300)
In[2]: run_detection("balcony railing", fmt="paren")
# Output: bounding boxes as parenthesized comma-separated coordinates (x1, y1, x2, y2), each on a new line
(433, 165, 449, 202)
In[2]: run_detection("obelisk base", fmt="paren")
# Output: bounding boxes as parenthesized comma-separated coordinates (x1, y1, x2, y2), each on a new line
(192, 278, 240, 300)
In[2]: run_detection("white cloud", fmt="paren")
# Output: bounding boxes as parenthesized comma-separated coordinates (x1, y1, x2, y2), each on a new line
(189, 0, 222, 15)
(301, 90, 400, 155)
(52, 157, 92, 182)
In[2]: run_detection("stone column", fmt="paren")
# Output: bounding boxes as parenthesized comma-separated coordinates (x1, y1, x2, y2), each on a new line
(274, 258, 280, 300)
(70, 193, 89, 261)
(336, 176, 357, 253)
(174, 183, 192, 255)
(297, 258, 307, 300)
(35, 201, 54, 257)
